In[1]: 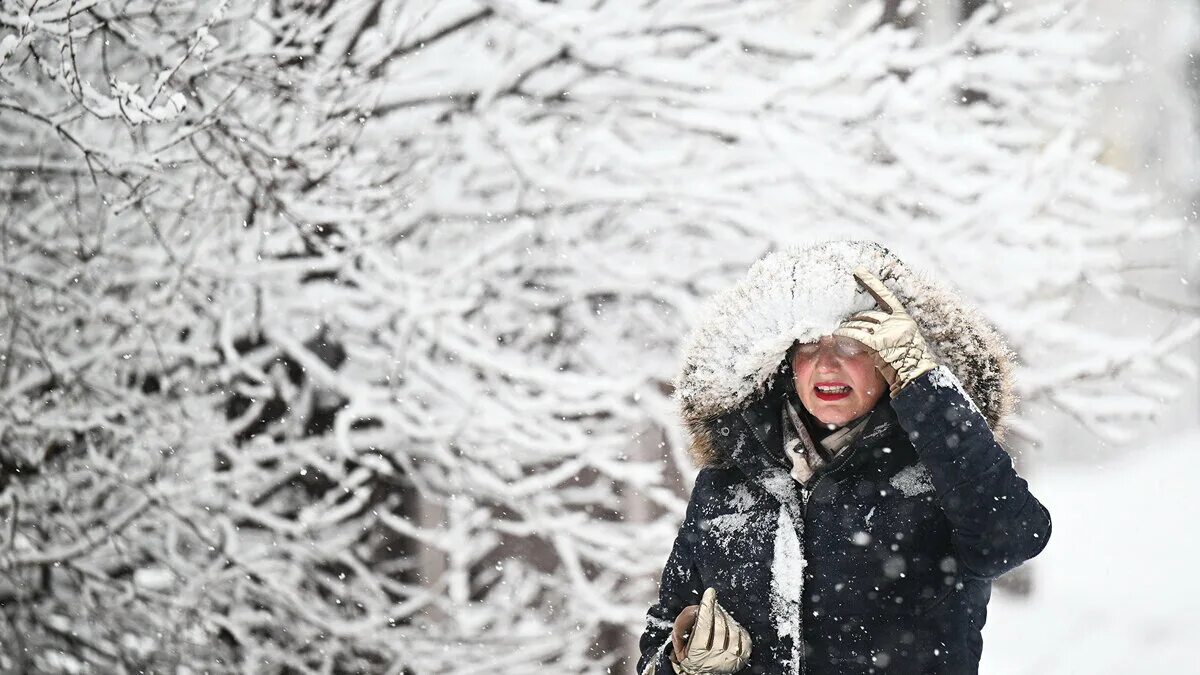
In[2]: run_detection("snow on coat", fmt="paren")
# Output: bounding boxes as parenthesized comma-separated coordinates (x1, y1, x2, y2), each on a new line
(638, 240, 1051, 675)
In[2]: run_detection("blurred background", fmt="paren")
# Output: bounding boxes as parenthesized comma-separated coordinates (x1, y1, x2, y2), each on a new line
(0, 0, 1196, 673)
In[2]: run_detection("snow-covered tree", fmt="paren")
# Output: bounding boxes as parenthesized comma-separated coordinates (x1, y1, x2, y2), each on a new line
(0, 0, 1192, 672)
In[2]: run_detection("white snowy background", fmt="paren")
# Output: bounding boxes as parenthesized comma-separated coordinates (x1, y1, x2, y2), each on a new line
(0, 0, 1196, 673)
(980, 3, 1200, 673)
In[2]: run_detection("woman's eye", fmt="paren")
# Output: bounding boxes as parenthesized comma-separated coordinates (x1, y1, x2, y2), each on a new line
(796, 338, 863, 359)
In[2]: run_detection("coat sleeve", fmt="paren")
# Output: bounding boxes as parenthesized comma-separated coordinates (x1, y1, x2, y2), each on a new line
(636, 472, 708, 675)
(890, 366, 1052, 580)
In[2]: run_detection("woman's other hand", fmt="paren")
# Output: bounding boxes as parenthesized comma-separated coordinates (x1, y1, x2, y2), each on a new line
(834, 268, 938, 398)
(670, 588, 751, 673)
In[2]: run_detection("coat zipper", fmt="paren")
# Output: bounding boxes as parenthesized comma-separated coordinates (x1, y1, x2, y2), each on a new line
(801, 478, 820, 672)
(800, 478, 818, 517)
(797, 485, 810, 675)
(794, 446, 860, 674)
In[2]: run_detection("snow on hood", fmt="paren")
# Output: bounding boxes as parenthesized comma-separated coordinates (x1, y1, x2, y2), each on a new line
(674, 240, 1016, 467)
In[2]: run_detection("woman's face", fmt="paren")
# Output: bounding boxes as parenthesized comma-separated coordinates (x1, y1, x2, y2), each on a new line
(791, 336, 888, 427)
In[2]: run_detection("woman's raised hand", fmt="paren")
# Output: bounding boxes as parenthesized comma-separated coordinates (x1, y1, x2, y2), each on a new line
(834, 268, 938, 398)
(670, 588, 751, 674)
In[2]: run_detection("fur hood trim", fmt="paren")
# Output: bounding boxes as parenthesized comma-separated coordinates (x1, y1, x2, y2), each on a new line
(675, 240, 1017, 468)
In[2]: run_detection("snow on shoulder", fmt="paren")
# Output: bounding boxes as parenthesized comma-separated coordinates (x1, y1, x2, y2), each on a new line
(890, 463, 935, 497)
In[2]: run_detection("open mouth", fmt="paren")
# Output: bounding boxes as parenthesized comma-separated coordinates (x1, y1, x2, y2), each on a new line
(814, 383, 852, 401)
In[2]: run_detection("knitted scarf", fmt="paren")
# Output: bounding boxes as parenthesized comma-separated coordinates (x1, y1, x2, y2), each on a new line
(780, 396, 871, 486)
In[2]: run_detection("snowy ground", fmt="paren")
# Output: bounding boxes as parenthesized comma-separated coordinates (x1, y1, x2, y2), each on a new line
(981, 429, 1200, 674)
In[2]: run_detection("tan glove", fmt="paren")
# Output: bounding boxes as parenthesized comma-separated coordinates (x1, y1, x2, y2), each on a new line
(833, 268, 938, 398)
(670, 588, 751, 674)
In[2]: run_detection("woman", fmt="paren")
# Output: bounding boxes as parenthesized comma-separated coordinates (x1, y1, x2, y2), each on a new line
(637, 241, 1051, 675)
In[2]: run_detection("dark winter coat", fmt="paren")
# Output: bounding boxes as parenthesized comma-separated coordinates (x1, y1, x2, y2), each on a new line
(637, 242, 1052, 675)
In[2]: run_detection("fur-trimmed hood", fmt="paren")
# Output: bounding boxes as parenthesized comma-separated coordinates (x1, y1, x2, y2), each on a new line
(674, 240, 1017, 468)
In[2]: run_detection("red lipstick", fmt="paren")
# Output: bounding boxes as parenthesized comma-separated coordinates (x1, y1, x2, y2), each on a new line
(813, 381, 852, 401)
